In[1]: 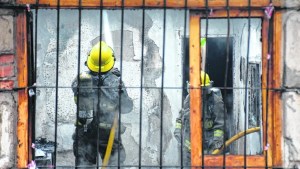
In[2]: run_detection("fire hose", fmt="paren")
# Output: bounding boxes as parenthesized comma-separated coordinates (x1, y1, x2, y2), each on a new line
(101, 111, 118, 169)
(212, 127, 261, 155)
(102, 122, 260, 167)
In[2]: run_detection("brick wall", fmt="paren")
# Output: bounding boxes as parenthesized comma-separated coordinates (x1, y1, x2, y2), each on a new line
(0, 54, 15, 89)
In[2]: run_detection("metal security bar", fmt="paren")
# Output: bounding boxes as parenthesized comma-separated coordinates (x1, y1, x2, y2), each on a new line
(1, 0, 299, 168)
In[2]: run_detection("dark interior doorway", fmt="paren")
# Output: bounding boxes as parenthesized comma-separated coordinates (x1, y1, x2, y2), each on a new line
(205, 37, 233, 91)
(182, 37, 233, 99)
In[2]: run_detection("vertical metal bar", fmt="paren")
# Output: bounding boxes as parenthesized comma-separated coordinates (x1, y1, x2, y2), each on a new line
(119, 0, 125, 168)
(139, 0, 146, 168)
(265, 0, 273, 168)
(223, 0, 231, 168)
(244, 0, 252, 168)
(53, 0, 61, 167)
(160, 0, 167, 168)
(75, 0, 82, 167)
(97, 0, 104, 167)
(26, 7, 34, 162)
(32, 0, 39, 162)
(202, 0, 209, 168)
(180, 0, 188, 168)
(34, 2, 38, 86)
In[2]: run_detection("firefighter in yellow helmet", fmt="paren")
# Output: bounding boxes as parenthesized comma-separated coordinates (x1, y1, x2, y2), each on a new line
(71, 41, 133, 167)
(174, 70, 226, 167)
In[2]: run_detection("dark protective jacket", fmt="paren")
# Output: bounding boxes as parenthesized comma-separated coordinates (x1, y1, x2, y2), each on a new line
(177, 87, 225, 152)
(71, 68, 133, 165)
(71, 68, 133, 130)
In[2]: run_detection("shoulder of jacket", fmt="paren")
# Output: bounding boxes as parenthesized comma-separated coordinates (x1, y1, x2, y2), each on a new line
(79, 71, 92, 80)
(209, 88, 222, 97)
(210, 87, 220, 93)
(101, 71, 117, 81)
(110, 68, 120, 76)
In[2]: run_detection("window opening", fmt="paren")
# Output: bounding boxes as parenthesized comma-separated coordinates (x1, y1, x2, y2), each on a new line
(200, 18, 263, 155)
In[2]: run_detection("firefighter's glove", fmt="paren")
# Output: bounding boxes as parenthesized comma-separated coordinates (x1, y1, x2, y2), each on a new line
(211, 129, 224, 150)
(174, 118, 182, 143)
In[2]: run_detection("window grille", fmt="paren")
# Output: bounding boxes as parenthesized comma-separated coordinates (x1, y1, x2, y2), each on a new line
(1, 0, 297, 168)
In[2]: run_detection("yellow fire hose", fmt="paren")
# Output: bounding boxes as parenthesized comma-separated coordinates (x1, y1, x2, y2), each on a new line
(101, 122, 260, 167)
(212, 127, 261, 155)
(101, 112, 118, 169)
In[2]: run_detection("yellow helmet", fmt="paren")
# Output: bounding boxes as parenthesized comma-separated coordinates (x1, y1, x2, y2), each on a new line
(201, 71, 211, 87)
(86, 41, 115, 73)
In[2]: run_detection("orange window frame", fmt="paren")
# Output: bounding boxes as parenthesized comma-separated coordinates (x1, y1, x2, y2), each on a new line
(16, 12, 29, 168)
(15, 0, 282, 168)
(189, 10, 282, 168)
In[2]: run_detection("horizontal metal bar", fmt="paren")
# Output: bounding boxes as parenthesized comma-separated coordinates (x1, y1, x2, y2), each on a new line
(0, 3, 27, 10)
(33, 164, 295, 169)
(1, 85, 299, 92)
(0, 3, 49, 9)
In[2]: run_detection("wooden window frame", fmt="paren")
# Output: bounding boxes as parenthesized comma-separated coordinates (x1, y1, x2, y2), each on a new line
(15, 0, 282, 168)
(190, 9, 282, 169)
(16, 12, 29, 168)
(16, 0, 281, 8)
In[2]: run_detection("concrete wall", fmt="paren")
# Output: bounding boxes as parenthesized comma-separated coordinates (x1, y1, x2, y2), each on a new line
(282, 1, 300, 167)
(0, 1, 17, 168)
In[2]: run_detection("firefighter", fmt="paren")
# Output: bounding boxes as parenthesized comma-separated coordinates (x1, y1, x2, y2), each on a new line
(71, 41, 133, 167)
(174, 71, 226, 166)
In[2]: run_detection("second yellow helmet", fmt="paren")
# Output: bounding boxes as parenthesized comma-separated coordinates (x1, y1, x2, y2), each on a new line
(201, 71, 211, 87)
